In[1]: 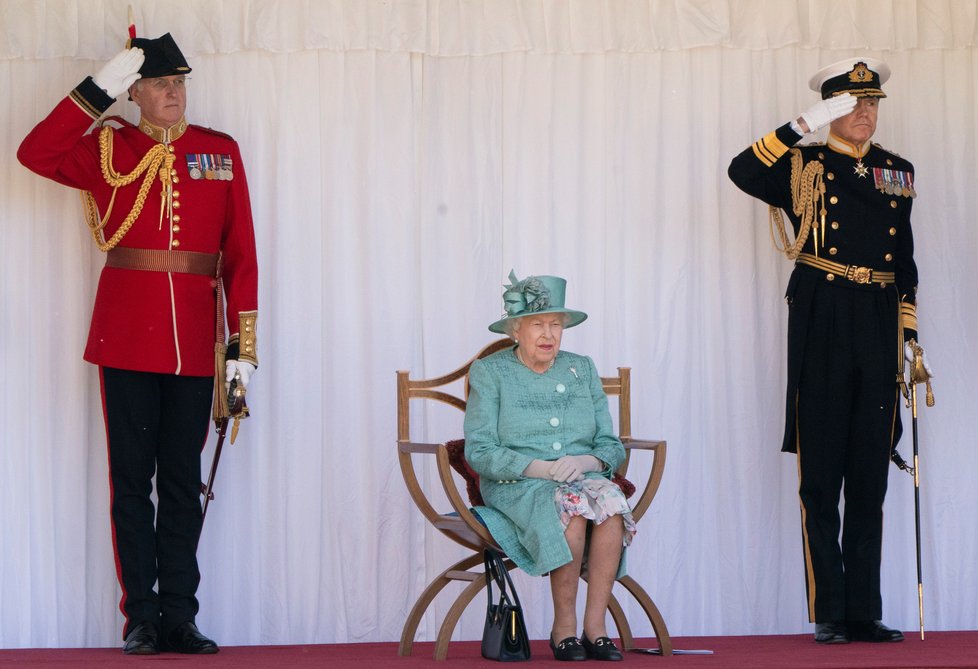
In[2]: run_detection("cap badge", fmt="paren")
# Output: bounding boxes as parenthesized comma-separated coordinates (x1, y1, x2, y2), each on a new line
(848, 62, 874, 84)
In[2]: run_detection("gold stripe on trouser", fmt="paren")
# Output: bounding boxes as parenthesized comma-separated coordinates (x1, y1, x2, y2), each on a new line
(796, 253, 894, 285)
(106, 247, 219, 276)
(795, 392, 818, 622)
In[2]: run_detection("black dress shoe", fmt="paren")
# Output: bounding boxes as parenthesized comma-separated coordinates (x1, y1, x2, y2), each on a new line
(163, 621, 219, 654)
(847, 620, 904, 642)
(549, 636, 587, 661)
(122, 621, 160, 655)
(582, 635, 624, 661)
(814, 622, 849, 644)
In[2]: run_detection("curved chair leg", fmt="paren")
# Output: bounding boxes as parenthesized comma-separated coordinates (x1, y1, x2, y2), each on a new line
(398, 553, 483, 656)
(616, 574, 672, 656)
(432, 574, 489, 660)
(606, 591, 634, 650)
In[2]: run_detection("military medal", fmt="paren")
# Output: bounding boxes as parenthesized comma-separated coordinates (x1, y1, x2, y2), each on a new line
(186, 154, 203, 179)
(872, 167, 915, 198)
(854, 148, 869, 178)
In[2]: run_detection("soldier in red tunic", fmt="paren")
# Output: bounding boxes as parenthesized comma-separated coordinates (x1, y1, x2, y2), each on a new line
(18, 33, 258, 655)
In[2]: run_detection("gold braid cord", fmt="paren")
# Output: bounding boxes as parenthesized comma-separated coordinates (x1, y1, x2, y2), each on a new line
(81, 126, 172, 252)
(769, 148, 826, 260)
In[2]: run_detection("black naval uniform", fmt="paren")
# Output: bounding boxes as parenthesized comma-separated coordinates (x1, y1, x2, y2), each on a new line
(728, 123, 918, 623)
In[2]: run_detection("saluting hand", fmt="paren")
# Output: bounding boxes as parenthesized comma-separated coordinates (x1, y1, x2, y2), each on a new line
(797, 92, 857, 134)
(93, 48, 145, 99)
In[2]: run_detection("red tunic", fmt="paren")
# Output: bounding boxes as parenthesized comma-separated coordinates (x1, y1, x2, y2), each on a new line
(18, 81, 258, 377)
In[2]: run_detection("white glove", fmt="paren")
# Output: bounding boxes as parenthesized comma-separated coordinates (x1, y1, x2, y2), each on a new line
(548, 455, 601, 483)
(904, 342, 935, 379)
(798, 93, 857, 134)
(92, 48, 145, 99)
(225, 360, 256, 388)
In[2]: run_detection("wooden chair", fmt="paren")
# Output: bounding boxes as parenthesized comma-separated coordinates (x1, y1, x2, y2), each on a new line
(397, 339, 672, 660)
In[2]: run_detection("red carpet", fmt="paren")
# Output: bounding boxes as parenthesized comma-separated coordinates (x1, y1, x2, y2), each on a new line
(1, 632, 976, 668)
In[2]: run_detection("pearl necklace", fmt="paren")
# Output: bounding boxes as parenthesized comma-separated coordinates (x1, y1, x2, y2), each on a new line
(515, 347, 555, 373)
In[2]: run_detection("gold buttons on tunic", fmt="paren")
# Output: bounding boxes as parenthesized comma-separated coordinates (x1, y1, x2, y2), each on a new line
(829, 247, 838, 255)
(889, 227, 897, 236)
(885, 253, 893, 262)
(171, 239, 181, 248)
(829, 196, 839, 205)
(831, 221, 839, 230)
(827, 172, 835, 180)
(826, 273, 835, 281)
(172, 225, 181, 233)
(172, 200, 180, 209)
(818, 152, 825, 159)
(890, 201, 898, 209)
(886, 159, 894, 166)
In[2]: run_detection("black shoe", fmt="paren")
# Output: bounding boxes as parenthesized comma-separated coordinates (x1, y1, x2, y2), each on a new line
(549, 636, 587, 661)
(582, 635, 624, 661)
(814, 621, 849, 644)
(122, 621, 160, 655)
(163, 621, 220, 654)
(847, 620, 904, 643)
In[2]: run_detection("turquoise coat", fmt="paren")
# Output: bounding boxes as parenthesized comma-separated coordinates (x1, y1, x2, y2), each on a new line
(463, 346, 626, 576)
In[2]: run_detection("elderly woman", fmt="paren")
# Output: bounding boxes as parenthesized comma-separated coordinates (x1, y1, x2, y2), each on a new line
(464, 271, 635, 662)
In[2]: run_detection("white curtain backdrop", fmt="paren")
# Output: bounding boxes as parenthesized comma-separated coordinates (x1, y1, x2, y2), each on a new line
(1, 0, 976, 649)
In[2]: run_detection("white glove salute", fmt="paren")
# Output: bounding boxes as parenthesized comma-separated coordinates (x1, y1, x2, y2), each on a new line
(93, 48, 145, 99)
(798, 93, 857, 134)
(225, 360, 256, 388)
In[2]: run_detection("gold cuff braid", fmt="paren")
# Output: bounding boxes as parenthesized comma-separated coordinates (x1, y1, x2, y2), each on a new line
(236, 311, 258, 366)
(900, 302, 918, 332)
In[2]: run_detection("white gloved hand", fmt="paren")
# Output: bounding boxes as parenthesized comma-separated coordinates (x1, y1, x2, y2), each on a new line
(548, 455, 601, 483)
(904, 342, 935, 378)
(798, 93, 857, 134)
(225, 360, 256, 388)
(92, 48, 145, 99)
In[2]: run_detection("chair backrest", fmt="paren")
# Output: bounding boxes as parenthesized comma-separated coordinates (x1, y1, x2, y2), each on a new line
(397, 338, 635, 472)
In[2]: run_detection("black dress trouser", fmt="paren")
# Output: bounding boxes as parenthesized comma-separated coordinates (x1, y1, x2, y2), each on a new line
(791, 277, 900, 624)
(99, 366, 212, 638)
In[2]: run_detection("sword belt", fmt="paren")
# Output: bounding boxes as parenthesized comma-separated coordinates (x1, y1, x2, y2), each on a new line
(796, 253, 895, 286)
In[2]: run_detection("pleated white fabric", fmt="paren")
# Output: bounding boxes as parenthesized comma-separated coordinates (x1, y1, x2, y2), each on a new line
(1, 0, 976, 649)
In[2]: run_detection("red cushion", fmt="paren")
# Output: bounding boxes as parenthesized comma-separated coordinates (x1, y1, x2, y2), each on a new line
(445, 439, 485, 506)
(444, 439, 636, 505)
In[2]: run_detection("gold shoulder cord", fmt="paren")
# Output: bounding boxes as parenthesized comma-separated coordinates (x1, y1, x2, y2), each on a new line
(80, 126, 171, 252)
(769, 148, 826, 260)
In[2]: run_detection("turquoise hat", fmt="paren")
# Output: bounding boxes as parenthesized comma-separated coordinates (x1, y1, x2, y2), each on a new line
(488, 270, 588, 334)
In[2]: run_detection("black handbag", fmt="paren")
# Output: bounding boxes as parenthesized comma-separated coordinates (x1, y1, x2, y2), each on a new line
(481, 548, 531, 661)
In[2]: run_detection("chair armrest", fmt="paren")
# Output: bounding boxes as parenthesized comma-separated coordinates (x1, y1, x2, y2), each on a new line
(617, 437, 667, 523)
(621, 437, 666, 451)
(398, 440, 442, 455)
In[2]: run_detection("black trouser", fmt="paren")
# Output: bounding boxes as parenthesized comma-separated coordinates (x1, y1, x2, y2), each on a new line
(99, 366, 212, 638)
(792, 281, 899, 623)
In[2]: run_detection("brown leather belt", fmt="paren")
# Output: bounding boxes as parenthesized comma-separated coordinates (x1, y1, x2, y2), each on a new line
(106, 247, 220, 277)
(796, 253, 894, 286)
